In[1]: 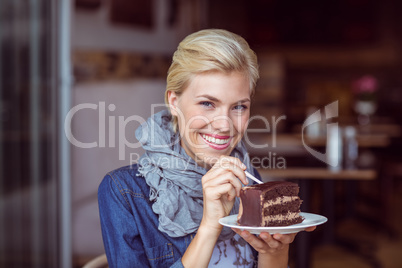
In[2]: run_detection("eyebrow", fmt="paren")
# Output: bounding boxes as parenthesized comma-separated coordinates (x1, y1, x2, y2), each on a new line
(196, 94, 251, 104)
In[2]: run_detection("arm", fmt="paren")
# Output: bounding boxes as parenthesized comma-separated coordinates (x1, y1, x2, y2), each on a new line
(98, 173, 188, 268)
(236, 231, 291, 268)
(98, 174, 149, 267)
(182, 156, 249, 267)
(181, 223, 221, 267)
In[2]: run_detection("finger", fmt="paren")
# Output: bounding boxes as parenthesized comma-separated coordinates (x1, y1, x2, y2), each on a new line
(203, 157, 242, 179)
(214, 156, 245, 171)
(204, 182, 238, 201)
(226, 186, 237, 201)
(305, 226, 317, 232)
(202, 166, 228, 183)
(208, 156, 248, 185)
(231, 227, 240, 233)
(272, 233, 296, 244)
(259, 232, 281, 248)
(238, 230, 270, 252)
(222, 156, 247, 171)
(203, 171, 243, 197)
(215, 156, 248, 185)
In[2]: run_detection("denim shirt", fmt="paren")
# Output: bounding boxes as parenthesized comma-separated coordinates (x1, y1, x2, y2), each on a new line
(98, 164, 260, 268)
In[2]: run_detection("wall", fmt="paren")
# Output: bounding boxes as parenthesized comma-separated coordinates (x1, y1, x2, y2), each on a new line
(72, 0, 184, 54)
(70, 0, 195, 261)
(70, 80, 166, 258)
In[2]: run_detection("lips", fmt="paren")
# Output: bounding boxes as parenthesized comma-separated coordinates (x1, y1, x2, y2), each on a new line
(200, 133, 232, 150)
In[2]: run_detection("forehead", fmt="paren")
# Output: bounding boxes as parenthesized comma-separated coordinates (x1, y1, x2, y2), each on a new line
(184, 71, 251, 99)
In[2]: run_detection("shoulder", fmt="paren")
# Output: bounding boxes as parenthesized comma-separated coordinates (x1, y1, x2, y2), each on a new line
(104, 164, 140, 180)
(98, 164, 150, 205)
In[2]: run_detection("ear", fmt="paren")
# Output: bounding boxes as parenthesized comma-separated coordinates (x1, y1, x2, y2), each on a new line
(167, 91, 179, 117)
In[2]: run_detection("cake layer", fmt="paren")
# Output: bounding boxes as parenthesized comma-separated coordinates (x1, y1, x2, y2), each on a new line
(262, 199, 302, 216)
(262, 196, 299, 207)
(262, 185, 299, 200)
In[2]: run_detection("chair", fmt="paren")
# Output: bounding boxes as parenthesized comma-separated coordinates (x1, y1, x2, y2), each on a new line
(82, 254, 108, 268)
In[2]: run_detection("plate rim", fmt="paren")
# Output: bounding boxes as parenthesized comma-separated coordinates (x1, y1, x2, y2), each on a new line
(219, 212, 328, 231)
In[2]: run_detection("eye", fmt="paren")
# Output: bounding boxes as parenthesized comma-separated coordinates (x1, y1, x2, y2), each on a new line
(233, 104, 248, 111)
(200, 101, 214, 108)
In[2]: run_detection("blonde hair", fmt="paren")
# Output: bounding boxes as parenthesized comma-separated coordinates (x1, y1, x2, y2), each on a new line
(165, 29, 259, 132)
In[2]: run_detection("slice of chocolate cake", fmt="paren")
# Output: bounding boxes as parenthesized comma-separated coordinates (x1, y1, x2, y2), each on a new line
(237, 181, 304, 227)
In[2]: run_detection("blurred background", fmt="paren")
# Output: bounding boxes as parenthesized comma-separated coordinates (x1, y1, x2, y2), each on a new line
(1, 0, 401, 267)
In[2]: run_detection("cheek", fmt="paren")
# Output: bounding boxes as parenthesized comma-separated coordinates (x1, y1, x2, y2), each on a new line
(234, 114, 249, 135)
(186, 114, 211, 131)
(178, 118, 205, 142)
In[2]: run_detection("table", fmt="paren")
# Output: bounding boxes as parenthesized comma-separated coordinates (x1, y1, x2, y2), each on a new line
(293, 122, 401, 137)
(245, 133, 390, 152)
(356, 123, 401, 137)
(301, 134, 390, 148)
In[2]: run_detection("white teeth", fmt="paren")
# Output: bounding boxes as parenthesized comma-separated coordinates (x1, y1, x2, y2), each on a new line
(202, 134, 229, 145)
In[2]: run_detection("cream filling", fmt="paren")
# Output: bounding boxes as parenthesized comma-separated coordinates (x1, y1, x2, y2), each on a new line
(262, 212, 301, 221)
(202, 134, 230, 145)
(262, 196, 300, 209)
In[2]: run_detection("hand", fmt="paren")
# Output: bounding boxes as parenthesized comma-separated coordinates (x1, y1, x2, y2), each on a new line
(231, 229, 295, 255)
(232, 226, 317, 255)
(305, 226, 317, 232)
(182, 157, 248, 268)
(200, 156, 248, 233)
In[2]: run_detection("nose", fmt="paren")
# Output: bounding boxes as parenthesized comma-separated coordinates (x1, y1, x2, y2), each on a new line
(211, 115, 232, 133)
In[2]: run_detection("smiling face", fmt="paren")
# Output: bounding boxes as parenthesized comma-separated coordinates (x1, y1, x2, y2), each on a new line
(168, 71, 251, 168)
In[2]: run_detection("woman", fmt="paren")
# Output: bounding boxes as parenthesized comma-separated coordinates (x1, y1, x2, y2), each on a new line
(98, 29, 314, 268)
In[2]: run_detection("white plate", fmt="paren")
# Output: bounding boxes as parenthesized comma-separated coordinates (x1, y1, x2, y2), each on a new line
(219, 212, 327, 234)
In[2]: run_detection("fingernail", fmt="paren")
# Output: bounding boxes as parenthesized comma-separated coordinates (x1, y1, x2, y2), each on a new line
(242, 163, 246, 169)
(260, 233, 268, 239)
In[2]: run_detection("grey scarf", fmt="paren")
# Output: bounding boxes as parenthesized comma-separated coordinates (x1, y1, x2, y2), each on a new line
(135, 110, 255, 241)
